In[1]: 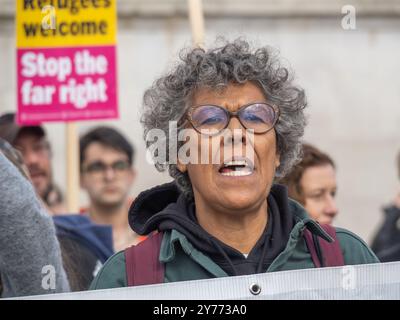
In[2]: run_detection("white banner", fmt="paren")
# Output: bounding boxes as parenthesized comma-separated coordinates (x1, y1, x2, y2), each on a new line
(14, 262, 400, 300)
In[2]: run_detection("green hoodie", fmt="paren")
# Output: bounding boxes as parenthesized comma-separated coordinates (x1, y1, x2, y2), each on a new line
(90, 184, 378, 290)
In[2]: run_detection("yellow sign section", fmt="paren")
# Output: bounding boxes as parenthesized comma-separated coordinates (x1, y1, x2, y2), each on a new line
(16, 0, 116, 48)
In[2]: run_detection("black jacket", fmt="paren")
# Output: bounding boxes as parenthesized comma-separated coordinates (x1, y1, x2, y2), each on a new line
(129, 182, 294, 276)
(371, 205, 400, 262)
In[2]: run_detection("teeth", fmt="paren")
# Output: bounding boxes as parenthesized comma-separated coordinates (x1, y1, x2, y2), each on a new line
(224, 160, 247, 167)
(219, 157, 255, 177)
(220, 170, 252, 177)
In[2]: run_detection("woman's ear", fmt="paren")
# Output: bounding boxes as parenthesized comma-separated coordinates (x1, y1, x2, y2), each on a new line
(275, 153, 281, 169)
(177, 160, 187, 173)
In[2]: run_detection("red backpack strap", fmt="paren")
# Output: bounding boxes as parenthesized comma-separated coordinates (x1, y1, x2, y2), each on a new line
(124, 231, 165, 286)
(304, 224, 344, 268)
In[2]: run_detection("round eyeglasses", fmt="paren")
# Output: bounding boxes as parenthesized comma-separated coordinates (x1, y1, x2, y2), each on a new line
(185, 102, 279, 135)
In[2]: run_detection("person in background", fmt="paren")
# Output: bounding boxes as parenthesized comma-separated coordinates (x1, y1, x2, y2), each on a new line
(80, 126, 142, 252)
(371, 150, 400, 262)
(0, 130, 114, 292)
(0, 113, 65, 214)
(53, 214, 113, 291)
(279, 144, 338, 225)
(0, 139, 70, 297)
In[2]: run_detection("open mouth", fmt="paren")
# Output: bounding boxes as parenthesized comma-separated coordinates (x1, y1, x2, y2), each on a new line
(218, 158, 254, 177)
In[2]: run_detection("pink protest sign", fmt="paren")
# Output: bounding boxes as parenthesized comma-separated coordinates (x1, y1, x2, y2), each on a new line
(17, 45, 118, 124)
(16, 1, 118, 125)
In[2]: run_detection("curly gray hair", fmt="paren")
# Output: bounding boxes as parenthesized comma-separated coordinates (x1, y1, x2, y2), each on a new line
(141, 39, 307, 199)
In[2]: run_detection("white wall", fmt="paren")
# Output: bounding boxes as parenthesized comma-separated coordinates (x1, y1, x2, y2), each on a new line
(1, 11, 399, 243)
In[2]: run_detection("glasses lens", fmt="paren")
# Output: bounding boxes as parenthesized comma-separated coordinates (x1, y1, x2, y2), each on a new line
(190, 105, 228, 132)
(85, 162, 106, 174)
(239, 103, 277, 133)
(112, 160, 130, 172)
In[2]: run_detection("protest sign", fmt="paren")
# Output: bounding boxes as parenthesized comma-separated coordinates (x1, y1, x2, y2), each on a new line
(15, 0, 118, 211)
(16, 0, 118, 124)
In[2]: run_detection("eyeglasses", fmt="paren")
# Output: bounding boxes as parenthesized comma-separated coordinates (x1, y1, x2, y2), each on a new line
(186, 102, 279, 136)
(82, 160, 131, 175)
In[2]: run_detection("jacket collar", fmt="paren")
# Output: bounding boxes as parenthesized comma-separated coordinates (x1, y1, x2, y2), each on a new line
(159, 198, 333, 276)
(289, 199, 334, 243)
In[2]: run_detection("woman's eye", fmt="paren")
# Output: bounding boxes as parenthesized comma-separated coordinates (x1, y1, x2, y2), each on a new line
(201, 117, 222, 125)
(243, 113, 264, 122)
(310, 193, 324, 200)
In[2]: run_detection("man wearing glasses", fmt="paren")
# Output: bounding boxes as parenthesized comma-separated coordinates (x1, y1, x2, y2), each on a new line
(80, 126, 141, 252)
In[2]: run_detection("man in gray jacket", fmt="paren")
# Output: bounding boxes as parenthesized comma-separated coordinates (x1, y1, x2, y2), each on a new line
(0, 142, 70, 297)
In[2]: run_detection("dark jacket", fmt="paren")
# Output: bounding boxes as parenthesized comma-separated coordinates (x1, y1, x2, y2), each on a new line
(54, 215, 114, 291)
(91, 183, 379, 290)
(371, 205, 400, 262)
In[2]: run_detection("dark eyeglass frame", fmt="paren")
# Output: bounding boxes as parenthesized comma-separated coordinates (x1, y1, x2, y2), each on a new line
(185, 102, 280, 136)
(82, 160, 131, 175)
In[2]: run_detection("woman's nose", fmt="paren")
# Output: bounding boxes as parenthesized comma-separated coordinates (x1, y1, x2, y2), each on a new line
(325, 194, 338, 215)
(224, 117, 247, 145)
(227, 116, 244, 131)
